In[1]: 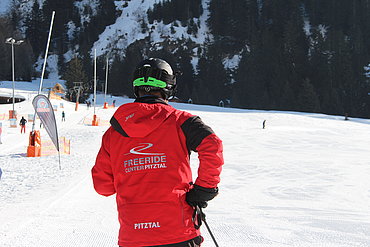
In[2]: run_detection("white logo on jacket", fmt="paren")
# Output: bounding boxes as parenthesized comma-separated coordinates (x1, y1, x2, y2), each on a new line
(125, 113, 135, 121)
(125, 143, 164, 155)
(134, 222, 161, 229)
(123, 143, 167, 173)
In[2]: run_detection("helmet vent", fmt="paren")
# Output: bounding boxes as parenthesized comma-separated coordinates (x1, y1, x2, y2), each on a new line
(143, 64, 151, 82)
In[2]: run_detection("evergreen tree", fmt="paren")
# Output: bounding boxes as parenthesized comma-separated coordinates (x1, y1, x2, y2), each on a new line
(0, 21, 33, 81)
(42, 0, 73, 54)
(62, 56, 88, 102)
(78, 0, 117, 64)
(8, 0, 21, 30)
(172, 44, 195, 101)
(297, 78, 320, 112)
(0, 19, 11, 80)
(109, 43, 144, 97)
(196, 47, 229, 105)
(233, 33, 275, 110)
(208, 0, 258, 52)
(327, 30, 356, 115)
(25, 0, 45, 59)
(148, 0, 202, 24)
(13, 40, 34, 81)
(279, 1, 309, 109)
(308, 27, 332, 113)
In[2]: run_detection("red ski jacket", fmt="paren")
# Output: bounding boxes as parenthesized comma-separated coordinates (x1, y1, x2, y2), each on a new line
(92, 96, 223, 247)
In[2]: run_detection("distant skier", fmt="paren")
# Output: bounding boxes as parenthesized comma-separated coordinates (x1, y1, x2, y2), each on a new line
(19, 116, 27, 134)
(112, 99, 116, 107)
(92, 58, 224, 247)
(263, 120, 266, 129)
(62, 111, 65, 121)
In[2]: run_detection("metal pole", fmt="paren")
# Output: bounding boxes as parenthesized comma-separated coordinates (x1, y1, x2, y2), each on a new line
(58, 150, 61, 170)
(5, 38, 24, 117)
(32, 11, 55, 132)
(38, 11, 55, 94)
(93, 49, 97, 115)
(11, 42, 15, 113)
(76, 87, 81, 105)
(197, 206, 219, 247)
(104, 56, 108, 103)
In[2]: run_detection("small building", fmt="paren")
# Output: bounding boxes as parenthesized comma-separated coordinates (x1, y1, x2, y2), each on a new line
(49, 83, 66, 100)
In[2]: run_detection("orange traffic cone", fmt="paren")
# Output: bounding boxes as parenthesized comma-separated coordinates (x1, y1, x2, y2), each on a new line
(9, 110, 17, 119)
(92, 114, 99, 126)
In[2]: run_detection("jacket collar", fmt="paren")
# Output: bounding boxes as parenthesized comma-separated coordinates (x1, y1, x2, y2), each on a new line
(134, 95, 168, 105)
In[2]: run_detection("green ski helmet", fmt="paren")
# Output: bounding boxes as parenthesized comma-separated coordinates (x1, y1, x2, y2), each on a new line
(132, 58, 177, 99)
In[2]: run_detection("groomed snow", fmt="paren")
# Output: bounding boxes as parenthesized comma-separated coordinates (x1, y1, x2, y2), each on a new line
(1, 80, 370, 246)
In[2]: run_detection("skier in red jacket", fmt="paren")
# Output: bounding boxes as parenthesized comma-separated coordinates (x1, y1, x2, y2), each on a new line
(92, 58, 223, 247)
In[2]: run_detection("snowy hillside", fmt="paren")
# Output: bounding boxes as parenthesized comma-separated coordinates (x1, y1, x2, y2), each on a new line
(1, 81, 370, 246)
(94, 0, 211, 57)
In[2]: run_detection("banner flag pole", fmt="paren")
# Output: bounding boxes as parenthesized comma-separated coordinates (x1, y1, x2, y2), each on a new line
(32, 11, 55, 132)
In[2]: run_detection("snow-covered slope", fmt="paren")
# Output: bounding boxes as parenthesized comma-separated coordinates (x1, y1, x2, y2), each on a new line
(93, 0, 212, 58)
(0, 81, 370, 246)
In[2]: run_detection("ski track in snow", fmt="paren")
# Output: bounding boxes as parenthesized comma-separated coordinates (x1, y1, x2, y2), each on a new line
(1, 81, 370, 246)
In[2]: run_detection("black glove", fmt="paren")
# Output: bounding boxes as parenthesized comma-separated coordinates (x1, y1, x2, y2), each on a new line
(186, 184, 219, 208)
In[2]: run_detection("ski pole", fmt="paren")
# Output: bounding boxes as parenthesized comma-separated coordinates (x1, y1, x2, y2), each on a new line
(197, 206, 220, 247)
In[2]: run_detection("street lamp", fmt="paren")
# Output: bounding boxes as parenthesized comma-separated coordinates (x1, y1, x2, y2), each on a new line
(5, 37, 24, 118)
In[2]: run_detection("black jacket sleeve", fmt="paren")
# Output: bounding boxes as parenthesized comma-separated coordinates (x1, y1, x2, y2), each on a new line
(181, 116, 214, 152)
